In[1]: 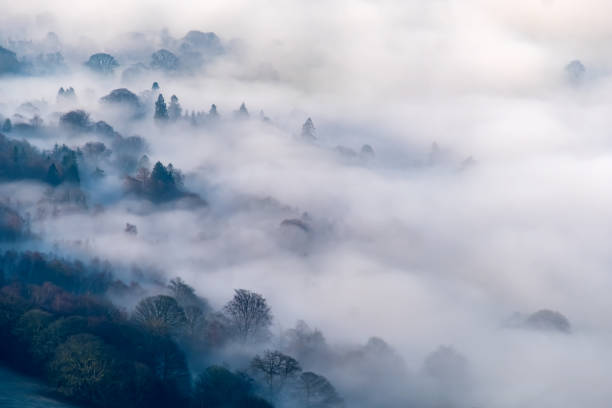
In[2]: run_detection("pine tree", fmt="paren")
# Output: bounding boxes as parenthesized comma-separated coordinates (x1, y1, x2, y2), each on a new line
(64, 163, 80, 184)
(235, 102, 249, 119)
(208, 104, 219, 119)
(301, 118, 316, 140)
(46, 163, 61, 186)
(168, 95, 182, 121)
(154, 94, 168, 121)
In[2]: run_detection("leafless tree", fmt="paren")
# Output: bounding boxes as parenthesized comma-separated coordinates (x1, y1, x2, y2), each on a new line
(251, 350, 301, 397)
(223, 289, 272, 343)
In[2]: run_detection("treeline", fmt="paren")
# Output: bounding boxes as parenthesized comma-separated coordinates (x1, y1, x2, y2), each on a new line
(0, 132, 80, 186)
(0, 251, 343, 408)
(0, 128, 201, 204)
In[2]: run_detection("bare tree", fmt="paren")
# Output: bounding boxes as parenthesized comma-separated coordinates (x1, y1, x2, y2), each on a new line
(133, 295, 186, 333)
(223, 289, 272, 343)
(251, 350, 301, 397)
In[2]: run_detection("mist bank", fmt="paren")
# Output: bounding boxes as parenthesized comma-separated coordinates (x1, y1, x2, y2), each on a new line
(2, 1, 612, 407)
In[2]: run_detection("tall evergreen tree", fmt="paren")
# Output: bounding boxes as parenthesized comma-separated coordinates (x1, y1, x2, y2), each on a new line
(46, 163, 61, 186)
(63, 163, 80, 184)
(168, 95, 182, 121)
(154, 94, 169, 121)
(209, 104, 219, 119)
(301, 118, 316, 140)
(235, 102, 249, 119)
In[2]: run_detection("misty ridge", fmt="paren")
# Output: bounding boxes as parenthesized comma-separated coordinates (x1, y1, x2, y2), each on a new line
(2, 1, 612, 408)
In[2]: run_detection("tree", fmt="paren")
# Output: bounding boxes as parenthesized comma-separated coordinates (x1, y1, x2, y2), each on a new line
(84, 53, 119, 74)
(151, 49, 180, 71)
(155, 94, 169, 121)
(63, 163, 80, 184)
(150, 161, 174, 187)
(47, 333, 118, 405)
(133, 295, 186, 333)
(100, 88, 141, 109)
(223, 289, 272, 343)
(12, 309, 55, 371)
(46, 163, 61, 186)
(251, 350, 301, 398)
(168, 277, 204, 308)
(525, 309, 571, 333)
(235, 102, 249, 119)
(297, 372, 343, 408)
(282, 320, 328, 364)
(60, 110, 91, 131)
(208, 104, 219, 119)
(192, 366, 272, 408)
(1, 118, 11, 132)
(301, 118, 316, 140)
(152, 82, 160, 91)
(168, 95, 182, 121)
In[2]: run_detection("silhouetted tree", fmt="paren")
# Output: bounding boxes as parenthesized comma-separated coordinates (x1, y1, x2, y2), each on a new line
(301, 118, 316, 140)
(155, 94, 169, 121)
(47, 333, 118, 405)
(525, 309, 571, 333)
(46, 163, 61, 186)
(235, 102, 249, 119)
(168, 95, 182, 121)
(60, 110, 91, 131)
(208, 104, 219, 120)
(63, 163, 80, 184)
(100, 88, 141, 109)
(223, 289, 272, 343)
(84, 53, 119, 74)
(151, 49, 179, 71)
(133, 295, 186, 334)
(251, 350, 301, 398)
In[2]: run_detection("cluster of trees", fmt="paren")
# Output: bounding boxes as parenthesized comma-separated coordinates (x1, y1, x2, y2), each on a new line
(58, 109, 148, 175)
(83, 30, 223, 78)
(0, 250, 343, 408)
(154, 94, 183, 121)
(153, 92, 265, 127)
(56, 86, 76, 103)
(0, 251, 114, 295)
(0, 132, 80, 186)
(124, 161, 201, 203)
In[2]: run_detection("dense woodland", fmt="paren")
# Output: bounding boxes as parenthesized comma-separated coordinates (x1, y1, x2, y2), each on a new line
(0, 250, 345, 408)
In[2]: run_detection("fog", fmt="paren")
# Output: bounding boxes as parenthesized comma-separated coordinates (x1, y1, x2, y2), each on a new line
(1, 1, 612, 407)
